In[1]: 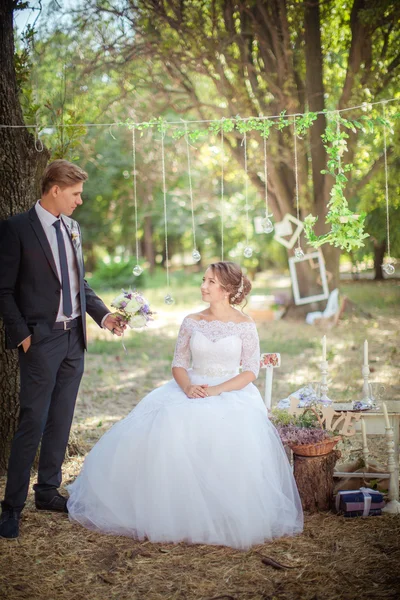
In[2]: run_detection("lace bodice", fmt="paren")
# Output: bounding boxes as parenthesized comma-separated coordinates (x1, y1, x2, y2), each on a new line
(171, 317, 260, 378)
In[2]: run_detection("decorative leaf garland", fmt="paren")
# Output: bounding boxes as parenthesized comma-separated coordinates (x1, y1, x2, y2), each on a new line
(121, 108, 399, 251)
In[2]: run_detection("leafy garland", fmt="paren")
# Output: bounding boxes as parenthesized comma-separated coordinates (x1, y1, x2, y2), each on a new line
(121, 108, 398, 252)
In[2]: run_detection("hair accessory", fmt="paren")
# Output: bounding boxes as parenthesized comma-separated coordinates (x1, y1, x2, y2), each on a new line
(231, 276, 244, 303)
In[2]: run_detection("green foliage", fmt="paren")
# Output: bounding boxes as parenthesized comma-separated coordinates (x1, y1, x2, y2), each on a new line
(270, 408, 319, 428)
(87, 258, 148, 290)
(304, 110, 400, 251)
(13, 0, 400, 276)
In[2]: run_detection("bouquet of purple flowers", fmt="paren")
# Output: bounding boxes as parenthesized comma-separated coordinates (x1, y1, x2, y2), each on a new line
(111, 289, 154, 329)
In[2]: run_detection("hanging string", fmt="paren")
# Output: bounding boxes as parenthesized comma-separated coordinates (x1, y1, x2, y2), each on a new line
(161, 125, 174, 303)
(293, 116, 304, 259)
(242, 131, 252, 257)
(3, 97, 399, 130)
(184, 122, 200, 262)
(31, 31, 43, 153)
(336, 113, 342, 173)
(263, 129, 268, 215)
(220, 122, 225, 261)
(262, 122, 273, 233)
(131, 127, 143, 276)
(382, 104, 395, 275)
(293, 116, 300, 224)
(34, 127, 44, 152)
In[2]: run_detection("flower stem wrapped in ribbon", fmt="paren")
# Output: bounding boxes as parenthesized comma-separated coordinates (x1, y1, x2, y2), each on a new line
(111, 289, 154, 330)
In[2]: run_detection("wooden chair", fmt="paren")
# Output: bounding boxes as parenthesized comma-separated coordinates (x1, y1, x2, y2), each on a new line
(260, 353, 281, 411)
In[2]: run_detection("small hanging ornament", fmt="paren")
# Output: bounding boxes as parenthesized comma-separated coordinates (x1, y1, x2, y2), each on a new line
(262, 217, 274, 234)
(294, 247, 305, 259)
(382, 263, 395, 275)
(244, 246, 253, 258)
(192, 249, 201, 262)
(164, 294, 175, 305)
(132, 265, 143, 276)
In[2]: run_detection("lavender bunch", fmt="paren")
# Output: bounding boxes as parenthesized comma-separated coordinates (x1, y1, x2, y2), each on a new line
(276, 424, 332, 446)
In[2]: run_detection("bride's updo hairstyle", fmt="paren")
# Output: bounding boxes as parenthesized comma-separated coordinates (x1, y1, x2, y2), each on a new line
(209, 261, 252, 307)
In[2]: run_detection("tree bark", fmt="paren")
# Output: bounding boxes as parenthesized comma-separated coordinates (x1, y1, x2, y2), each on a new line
(293, 449, 341, 512)
(0, 0, 50, 472)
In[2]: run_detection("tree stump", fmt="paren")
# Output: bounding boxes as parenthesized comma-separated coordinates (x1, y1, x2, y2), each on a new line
(293, 449, 341, 513)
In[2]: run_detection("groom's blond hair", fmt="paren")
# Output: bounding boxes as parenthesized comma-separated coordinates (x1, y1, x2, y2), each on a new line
(41, 160, 88, 195)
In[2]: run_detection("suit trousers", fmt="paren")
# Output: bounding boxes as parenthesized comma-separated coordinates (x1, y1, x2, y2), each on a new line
(3, 325, 85, 511)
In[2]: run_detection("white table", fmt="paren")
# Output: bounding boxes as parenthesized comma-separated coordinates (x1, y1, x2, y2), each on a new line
(333, 401, 400, 513)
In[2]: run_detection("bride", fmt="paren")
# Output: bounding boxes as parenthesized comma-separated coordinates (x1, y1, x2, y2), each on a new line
(67, 261, 303, 549)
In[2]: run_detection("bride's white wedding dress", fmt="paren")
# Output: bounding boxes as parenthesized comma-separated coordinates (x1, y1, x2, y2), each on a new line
(67, 317, 303, 548)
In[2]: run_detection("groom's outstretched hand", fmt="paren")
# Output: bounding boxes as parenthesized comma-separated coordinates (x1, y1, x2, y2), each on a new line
(103, 314, 127, 337)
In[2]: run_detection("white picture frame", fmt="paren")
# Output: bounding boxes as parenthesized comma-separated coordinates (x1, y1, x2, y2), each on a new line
(289, 250, 330, 305)
(273, 214, 304, 249)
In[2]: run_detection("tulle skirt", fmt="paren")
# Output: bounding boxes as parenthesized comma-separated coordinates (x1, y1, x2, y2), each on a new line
(67, 371, 303, 549)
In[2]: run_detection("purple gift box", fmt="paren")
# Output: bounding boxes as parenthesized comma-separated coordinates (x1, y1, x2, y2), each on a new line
(335, 487, 385, 518)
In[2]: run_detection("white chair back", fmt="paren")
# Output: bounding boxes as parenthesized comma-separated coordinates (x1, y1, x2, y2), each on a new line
(260, 353, 281, 410)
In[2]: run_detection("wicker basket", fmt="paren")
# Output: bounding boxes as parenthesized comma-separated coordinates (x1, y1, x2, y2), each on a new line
(288, 407, 341, 457)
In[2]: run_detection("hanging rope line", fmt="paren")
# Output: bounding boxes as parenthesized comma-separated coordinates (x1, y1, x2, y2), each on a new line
(262, 121, 273, 234)
(293, 116, 304, 259)
(220, 122, 225, 261)
(336, 113, 342, 173)
(242, 131, 252, 258)
(184, 122, 200, 263)
(131, 126, 143, 276)
(160, 125, 174, 304)
(382, 103, 395, 275)
(2, 98, 398, 129)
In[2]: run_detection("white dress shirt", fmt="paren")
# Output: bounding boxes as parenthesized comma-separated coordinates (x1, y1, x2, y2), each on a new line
(35, 200, 81, 322)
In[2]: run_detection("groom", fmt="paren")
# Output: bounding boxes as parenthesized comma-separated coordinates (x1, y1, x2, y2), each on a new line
(0, 159, 125, 538)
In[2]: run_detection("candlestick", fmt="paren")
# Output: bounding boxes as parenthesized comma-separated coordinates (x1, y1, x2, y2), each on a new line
(382, 402, 391, 429)
(318, 360, 332, 405)
(363, 340, 368, 366)
(322, 335, 326, 361)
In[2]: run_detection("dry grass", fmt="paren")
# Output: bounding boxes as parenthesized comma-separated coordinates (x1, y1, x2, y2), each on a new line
(1, 278, 399, 600)
(1, 506, 399, 600)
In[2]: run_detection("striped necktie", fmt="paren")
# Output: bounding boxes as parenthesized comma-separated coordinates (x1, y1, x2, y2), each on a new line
(52, 219, 73, 318)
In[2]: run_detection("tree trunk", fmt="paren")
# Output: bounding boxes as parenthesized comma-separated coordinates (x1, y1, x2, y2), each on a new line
(373, 239, 386, 281)
(293, 449, 341, 513)
(304, 0, 341, 292)
(0, 1, 50, 472)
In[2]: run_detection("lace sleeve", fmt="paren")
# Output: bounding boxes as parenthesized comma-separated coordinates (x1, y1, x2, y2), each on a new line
(171, 317, 192, 370)
(240, 322, 260, 378)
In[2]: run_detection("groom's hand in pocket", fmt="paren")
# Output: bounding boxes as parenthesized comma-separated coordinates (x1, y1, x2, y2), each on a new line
(104, 314, 127, 336)
(20, 336, 32, 353)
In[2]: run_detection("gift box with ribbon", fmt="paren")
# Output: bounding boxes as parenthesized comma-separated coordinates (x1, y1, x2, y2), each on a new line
(335, 487, 385, 518)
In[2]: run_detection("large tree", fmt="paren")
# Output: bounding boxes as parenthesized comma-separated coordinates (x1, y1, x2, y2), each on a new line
(68, 0, 400, 288)
(0, 1, 49, 471)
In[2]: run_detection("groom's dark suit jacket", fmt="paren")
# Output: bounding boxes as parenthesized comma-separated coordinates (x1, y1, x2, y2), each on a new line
(0, 206, 108, 349)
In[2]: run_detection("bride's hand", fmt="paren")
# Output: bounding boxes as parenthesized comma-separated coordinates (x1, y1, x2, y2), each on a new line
(205, 385, 222, 397)
(184, 384, 209, 398)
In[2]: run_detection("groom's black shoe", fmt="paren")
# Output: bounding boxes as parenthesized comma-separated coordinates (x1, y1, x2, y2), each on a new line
(0, 509, 21, 539)
(35, 490, 68, 514)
